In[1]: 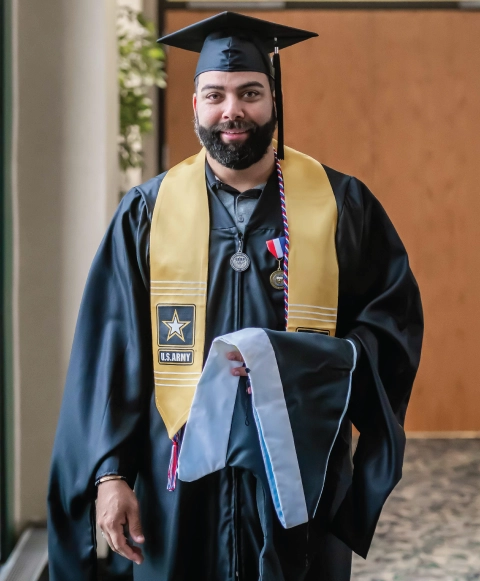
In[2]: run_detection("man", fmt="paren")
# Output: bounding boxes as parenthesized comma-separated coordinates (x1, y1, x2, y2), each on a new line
(48, 12, 423, 581)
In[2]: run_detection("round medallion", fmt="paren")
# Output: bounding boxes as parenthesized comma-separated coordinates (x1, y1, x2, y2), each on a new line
(270, 269, 284, 290)
(230, 252, 251, 272)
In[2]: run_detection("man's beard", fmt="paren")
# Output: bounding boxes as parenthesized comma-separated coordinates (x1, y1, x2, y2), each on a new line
(194, 108, 277, 170)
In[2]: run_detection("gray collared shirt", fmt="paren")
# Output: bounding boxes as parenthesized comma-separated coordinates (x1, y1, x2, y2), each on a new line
(206, 163, 266, 235)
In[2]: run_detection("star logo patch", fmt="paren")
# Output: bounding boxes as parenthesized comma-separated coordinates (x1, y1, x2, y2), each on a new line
(157, 305, 195, 347)
(162, 309, 191, 342)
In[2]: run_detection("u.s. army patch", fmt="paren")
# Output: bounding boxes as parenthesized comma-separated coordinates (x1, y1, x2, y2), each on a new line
(157, 305, 195, 347)
(157, 305, 195, 365)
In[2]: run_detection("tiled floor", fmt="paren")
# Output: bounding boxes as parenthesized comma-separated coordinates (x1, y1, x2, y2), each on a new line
(351, 439, 480, 581)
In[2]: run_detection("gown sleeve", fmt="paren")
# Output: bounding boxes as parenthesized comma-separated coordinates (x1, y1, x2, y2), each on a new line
(330, 174, 424, 557)
(47, 187, 154, 581)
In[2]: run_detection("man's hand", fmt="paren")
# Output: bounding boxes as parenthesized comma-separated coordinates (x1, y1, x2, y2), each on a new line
(96, 479, 145, 565)
(227, 351, 248, 376)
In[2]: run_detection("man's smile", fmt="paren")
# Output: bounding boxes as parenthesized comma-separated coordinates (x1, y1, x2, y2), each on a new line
(221, 129, 249, 141)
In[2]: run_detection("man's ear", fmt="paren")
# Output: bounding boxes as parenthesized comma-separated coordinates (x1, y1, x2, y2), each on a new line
(193, 92, 197, 115)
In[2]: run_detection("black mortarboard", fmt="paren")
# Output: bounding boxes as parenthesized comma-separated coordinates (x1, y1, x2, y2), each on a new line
(158, 12, 318, 160)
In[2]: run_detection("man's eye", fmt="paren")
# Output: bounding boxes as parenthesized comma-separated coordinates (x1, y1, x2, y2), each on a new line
(244, 91, 259, 99)
(207, 93, 221, 101)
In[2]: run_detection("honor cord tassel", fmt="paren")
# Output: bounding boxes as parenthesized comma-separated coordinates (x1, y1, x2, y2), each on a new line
(167, 430, 182, 491)
(274, 151, 289, 327)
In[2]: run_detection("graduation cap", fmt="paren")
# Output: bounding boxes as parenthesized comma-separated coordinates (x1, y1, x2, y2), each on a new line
(158, 12, 318, 160)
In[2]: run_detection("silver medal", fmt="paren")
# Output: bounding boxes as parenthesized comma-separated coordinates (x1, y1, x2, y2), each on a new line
(230, 237, 250, 272)
(230, 252, 250, 272)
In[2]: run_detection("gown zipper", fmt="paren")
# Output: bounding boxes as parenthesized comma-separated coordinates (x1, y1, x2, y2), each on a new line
(234, 233, 243, 331)
(233, 232, 243, 580)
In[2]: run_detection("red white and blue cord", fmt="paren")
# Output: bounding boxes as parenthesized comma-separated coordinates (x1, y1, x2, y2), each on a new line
(167, 429, 182, 491)
(274, 150, 289, 328)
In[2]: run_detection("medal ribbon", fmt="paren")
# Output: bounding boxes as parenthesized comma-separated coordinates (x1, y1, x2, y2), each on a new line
(266, 236, 287, 260)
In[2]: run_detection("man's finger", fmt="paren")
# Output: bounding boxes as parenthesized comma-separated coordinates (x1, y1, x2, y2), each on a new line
(101, 526, 142, 564)
(105, 521, 126, 556)
(100, 527, 115, 555)
(227, 351, 248, 376)
(127, 507, 145, 544)
(227, 351, 244, 362)
(110, 525, 144, 565)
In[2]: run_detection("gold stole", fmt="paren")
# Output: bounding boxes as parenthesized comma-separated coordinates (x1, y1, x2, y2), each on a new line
(150, 145, 338, 439)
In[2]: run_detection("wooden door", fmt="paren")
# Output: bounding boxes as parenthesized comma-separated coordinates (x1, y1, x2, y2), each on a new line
(164, 10, 480, 432)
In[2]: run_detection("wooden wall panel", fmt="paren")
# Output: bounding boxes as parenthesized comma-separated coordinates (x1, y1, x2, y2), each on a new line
(164, 10, 480, 431)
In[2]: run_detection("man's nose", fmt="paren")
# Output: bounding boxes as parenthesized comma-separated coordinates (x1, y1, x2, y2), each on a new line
(222, 97, 245, 120)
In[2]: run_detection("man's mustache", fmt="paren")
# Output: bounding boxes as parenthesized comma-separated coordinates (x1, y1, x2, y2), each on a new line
(209, 120, 257, 134)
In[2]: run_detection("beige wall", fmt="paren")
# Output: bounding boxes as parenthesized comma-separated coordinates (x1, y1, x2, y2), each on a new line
(165, 10, 480, 432)
(11, 0, 118, 529)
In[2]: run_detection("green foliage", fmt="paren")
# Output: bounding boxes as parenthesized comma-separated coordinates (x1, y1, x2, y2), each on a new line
(118, 7, 166, 171)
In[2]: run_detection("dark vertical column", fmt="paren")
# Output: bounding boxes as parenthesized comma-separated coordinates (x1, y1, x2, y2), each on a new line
(157, 0, 167, 172)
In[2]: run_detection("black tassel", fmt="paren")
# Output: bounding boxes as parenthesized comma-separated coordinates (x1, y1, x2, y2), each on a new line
(273, 47, 284, 160)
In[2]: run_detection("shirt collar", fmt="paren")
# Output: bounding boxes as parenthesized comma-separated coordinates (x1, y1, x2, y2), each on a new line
(205, 161, 265, 198)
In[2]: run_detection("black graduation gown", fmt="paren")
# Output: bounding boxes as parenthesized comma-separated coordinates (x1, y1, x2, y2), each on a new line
(47, 165, 423, 581)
